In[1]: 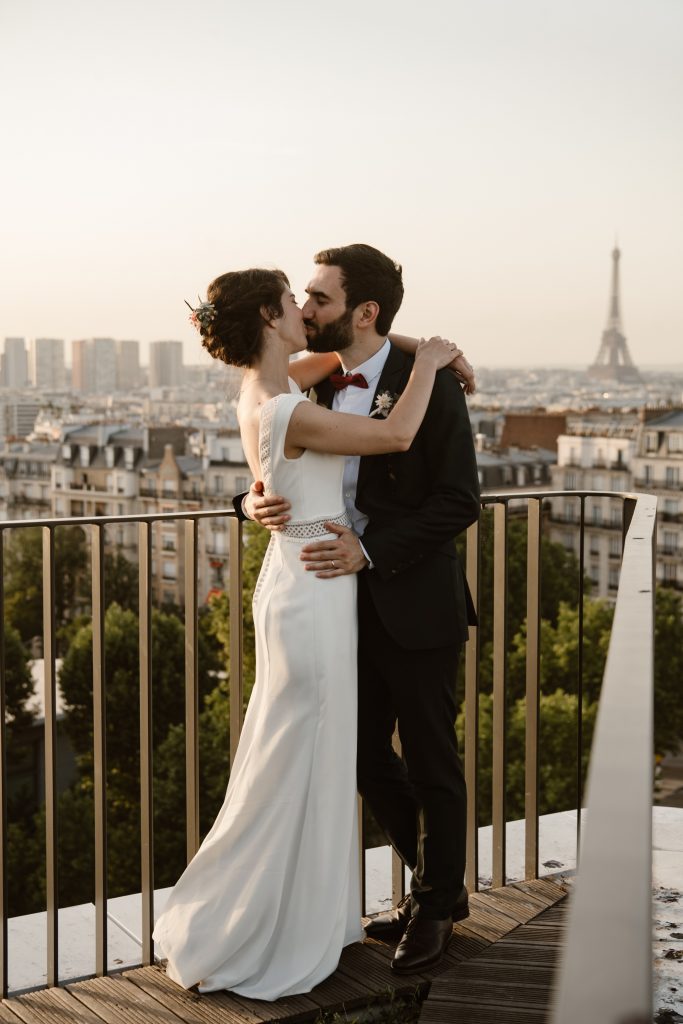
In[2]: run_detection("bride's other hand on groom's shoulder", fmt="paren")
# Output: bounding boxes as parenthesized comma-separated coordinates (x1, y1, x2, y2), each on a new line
(244, 481, 291, 530)
(300, 522, 368, 579)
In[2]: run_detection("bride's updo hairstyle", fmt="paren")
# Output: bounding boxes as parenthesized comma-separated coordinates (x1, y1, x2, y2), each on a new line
(200, 268, 290, 368)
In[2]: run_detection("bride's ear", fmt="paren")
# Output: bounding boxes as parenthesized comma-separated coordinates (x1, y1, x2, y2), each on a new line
(260, 303, 281, 330)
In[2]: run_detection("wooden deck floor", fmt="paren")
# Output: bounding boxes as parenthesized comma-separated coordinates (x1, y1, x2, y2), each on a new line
(0, 879, 568, 1024)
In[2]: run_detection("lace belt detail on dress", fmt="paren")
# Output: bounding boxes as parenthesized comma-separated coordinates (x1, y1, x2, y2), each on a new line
(280, 511, 351, 541)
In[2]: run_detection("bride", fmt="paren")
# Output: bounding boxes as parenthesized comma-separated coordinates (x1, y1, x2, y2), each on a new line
(153, 267, 462, 1000)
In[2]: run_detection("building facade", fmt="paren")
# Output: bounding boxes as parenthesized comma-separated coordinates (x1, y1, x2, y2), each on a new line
(1, 338, 29, 388)
(30, 338, 66, 389)
(149, 341, 184, 389)
(549, 408, 683, 598)
(72, 338, 117, 393)
(116, 340, 141, 391)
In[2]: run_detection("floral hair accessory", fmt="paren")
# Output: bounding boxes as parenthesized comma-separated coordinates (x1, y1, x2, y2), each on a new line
(185, 297, 217, 332)
(369, 390, 399, 418)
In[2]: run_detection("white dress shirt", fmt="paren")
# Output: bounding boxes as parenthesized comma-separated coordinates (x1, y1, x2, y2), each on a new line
(333, 339, 391, 556)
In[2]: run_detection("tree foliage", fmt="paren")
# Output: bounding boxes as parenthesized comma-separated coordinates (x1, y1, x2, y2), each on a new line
(3, 526, 89, 647)
(456, 690, 598, 827)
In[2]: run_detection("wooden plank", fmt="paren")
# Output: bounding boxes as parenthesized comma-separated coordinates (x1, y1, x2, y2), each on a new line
(450, 916, 505, 944)
(443, 930, 490, 963)
(68, 974, 189, 1024)
(493, 925, 564, 947)
(420, 1001, 548, 1022)
(511, 879, 568, 905)
(228, 991, 316, 1024)
(0, 1002, 25, 1023)
(440, 962, 554, 989)
(427, 979, 552, 1008)
(124, 965, 263, 1024)
(305, 967, 373, 1013)
(418, 897, 568, 1023)
(467, 900, 521, 935)
(476, 886, 548, 923)
(4, 988, 103, 1024)
(337, 942, 428, 992)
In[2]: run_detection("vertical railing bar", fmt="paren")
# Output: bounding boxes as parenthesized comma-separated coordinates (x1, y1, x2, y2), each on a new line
(525, 499, 541, 880)
(577, 496, 586, 861)
(0, 530, 8, 998)
(43, 525, 58, 986)
(464, 519, 480, 893)
(138, 521, 154, 965)
(184, 519, 200, 862)
(229, 517, 244, 766)
(358, 796, 366, 916)
(391, 727, 406, 905)
(91, 524, 107, 976)
(492, 502, 508, 888)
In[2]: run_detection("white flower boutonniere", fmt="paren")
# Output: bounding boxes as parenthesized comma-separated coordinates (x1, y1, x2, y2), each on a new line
(369, 390, 399, 418)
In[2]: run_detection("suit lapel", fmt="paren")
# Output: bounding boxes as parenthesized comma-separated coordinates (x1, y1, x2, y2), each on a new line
(308, 353, 344, 408)
(357, 343, 412, 496)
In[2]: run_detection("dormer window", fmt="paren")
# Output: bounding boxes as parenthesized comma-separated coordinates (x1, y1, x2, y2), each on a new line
(62, 444, 71, 461)
(646, 432, 658, 452)
(105, 447, 115, 468)
(79, 445, 90, 467)
(124, 447, 135, 469)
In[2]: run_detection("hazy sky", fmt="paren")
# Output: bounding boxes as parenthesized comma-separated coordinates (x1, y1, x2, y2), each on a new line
(1, 0, 681, 367)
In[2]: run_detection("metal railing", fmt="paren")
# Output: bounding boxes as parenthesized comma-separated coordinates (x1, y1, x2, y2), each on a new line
(0, 490, 657, 1019)
(0, 506, 245, 991)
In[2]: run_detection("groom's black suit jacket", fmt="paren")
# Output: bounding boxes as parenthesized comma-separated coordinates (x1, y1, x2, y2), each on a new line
(312, 344, 480, 652)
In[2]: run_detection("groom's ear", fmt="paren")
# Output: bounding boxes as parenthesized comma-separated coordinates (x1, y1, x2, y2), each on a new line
(355, 301, 380, 331)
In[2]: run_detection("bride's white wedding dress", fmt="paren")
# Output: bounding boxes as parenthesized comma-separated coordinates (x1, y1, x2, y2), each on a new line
(153, 387, 363, 999)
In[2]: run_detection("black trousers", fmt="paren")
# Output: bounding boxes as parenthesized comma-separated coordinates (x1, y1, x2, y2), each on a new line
(356, 571, 467, 920)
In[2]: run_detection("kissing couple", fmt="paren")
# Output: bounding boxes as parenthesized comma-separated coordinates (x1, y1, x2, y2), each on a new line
(154, 243, 480, 999)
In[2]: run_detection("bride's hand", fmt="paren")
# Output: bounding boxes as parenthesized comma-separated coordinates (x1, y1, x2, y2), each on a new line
(451, 351, 476, 394)
(415, 335, 462, 371)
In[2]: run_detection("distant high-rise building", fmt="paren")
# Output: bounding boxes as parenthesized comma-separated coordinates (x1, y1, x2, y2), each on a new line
(72, 340, 91, 392)
(586, 245, 641, 383)
(2, 338, 29, 388)
(0, 394, 41, 439)
(71, 338, 117, 393)
(116, 340, 141, 391)
(30, 338, 66, 388)
(149, 341, 184, 388)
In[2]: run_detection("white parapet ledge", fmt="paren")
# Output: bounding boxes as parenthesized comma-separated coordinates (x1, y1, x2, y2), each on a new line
(7, 806, 682, 1001)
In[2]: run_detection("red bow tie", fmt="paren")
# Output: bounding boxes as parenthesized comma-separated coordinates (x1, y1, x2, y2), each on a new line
(329, 372, 369, 391)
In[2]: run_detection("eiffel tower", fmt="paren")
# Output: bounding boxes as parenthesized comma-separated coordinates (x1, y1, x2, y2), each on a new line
(586, 245, 641, 383)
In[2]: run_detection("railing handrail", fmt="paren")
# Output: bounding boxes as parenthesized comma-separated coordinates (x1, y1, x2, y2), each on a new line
(552, 491, 657, 1023)
(0, 507, 238, 531)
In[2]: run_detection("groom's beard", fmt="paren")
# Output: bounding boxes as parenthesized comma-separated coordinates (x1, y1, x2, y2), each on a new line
(304, 308, 354, 353)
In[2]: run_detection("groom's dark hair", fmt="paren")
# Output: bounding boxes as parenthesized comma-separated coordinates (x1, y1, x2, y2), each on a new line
(314, 244, 404, 337)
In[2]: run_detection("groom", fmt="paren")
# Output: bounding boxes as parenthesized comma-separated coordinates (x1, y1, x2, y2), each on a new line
(239, 244, 480, 973)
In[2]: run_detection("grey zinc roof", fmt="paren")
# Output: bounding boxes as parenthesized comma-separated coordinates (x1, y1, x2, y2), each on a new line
(645, 409, 683, 429)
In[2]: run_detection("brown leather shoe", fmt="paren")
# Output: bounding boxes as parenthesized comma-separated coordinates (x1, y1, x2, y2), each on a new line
(363, 893, 412, 939)
(390, 915, 453, 974)
(365, 887, 469, 940)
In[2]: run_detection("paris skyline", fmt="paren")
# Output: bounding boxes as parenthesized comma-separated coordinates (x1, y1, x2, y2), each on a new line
(1, 0, 681, 368)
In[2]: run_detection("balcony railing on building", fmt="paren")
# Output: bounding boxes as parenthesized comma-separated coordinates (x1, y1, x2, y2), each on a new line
(0, 489, 657, 1023)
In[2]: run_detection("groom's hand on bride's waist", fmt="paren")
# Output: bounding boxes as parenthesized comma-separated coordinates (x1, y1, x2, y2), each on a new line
(243, 481, 291, 530)
(300, 523, 369, 578)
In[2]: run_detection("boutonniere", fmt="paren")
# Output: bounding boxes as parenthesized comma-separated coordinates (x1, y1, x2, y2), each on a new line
(369, 390, 400, 418)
